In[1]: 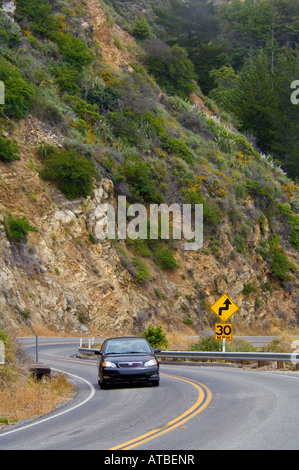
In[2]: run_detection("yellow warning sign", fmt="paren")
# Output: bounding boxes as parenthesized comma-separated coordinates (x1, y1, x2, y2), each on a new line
(210, 293, 239, 322)
(214, 323, 232, 341)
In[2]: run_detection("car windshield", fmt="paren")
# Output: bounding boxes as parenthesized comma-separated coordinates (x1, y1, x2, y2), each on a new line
(104, 339, 151, 354)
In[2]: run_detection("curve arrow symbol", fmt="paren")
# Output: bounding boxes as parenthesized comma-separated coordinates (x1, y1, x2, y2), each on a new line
(218, 298, 231, 317)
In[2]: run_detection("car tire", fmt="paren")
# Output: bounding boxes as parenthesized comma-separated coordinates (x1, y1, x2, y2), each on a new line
(151, 380, 160, 387)
(99, 380, 109, 389)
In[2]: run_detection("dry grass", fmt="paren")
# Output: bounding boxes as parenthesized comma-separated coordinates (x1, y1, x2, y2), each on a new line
(0, 326, 76, 427)
(0, 372, 75, 425)
(166, 329, 195, 350)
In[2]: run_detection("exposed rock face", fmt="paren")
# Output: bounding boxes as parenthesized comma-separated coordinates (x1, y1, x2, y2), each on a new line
(0, 112, 298, 336)
(0, 172, 151, 334)
(86, 0, 139, 70)
(0, 1, 298, 339)
(0, 145, 298, 336)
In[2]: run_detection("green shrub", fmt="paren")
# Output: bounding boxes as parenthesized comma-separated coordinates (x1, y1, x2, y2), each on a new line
(180, 187, 205, 206)
(55, 64, 80, 94)
(142, 112, 168, 140)
(261, 338, 288, 353)
(0, 15, 21, 47)
(277, 204, 299, 251)
(87, 85, 120, 114)
(0, 58, 34, 119)
(30, 89, 65, 127)
(162, 137, 193, 165)
(4, 215, 38, 241)
(36, 143, 57, 160)
(16, 0, 59, 37)
(132, 16, 151, 40)
(108, 108, 140, 144)
(289, 214, 299, 251)
(40, 149, 96, 199)
(202, 203, 222, 233)
(270, 246, 291, 281)
(228, 339, 257, 352)
(142, 325, 168, 349)
(180, 187, 221, 232)
(121, 155, 163, 203)
(0, 135, 20, 162)
(132, 257, 151, 283)
(234, 224, 251, 253)
(55, 32, 94, 69)
(88, 231, 98, 244)
(242, 282, 257, 295)
(259, 235, 292, 282)
(190, 336, 222, 352)
(246, 179, 275, 213)
(126, 238, 151, 257)
(153, 247, 178, 270)
(145, 42, 197, 98)
(68, 96, 101, 125)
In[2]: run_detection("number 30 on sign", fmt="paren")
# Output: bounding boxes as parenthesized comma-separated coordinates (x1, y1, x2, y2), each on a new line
(214, 323, 232, 342)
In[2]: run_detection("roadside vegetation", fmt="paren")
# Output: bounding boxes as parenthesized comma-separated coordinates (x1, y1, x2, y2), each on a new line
(0, 326, 75, 427)
(142, 325, 169, 349)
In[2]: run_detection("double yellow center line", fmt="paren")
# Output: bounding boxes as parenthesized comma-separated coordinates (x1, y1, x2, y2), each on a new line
(110, 373, 212, 450)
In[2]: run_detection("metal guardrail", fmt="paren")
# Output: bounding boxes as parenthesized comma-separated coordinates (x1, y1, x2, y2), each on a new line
(77, 347, 299, 369)
(157, 350, 299, 362)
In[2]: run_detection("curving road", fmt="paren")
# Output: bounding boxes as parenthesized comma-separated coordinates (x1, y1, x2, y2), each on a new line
(0, 337, 299, 450)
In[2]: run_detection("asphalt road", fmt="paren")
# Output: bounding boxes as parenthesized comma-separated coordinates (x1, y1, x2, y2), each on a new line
(1, 337, 299, 450)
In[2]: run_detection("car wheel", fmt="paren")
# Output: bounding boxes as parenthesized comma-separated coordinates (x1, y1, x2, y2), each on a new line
(99, 380, 109, 389)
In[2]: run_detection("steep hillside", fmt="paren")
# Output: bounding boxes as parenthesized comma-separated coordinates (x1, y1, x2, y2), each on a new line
(0, 0, 298, 338)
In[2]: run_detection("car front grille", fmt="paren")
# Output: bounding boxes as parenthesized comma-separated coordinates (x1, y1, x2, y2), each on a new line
(118, 362, 143, 368)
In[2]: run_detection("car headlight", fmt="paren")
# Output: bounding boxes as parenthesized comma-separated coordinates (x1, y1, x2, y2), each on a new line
(144, 359, 157, 367)
(103, 361, 117, 368)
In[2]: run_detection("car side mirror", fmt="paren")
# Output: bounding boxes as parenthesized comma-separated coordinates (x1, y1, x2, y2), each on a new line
(94, 350, 102, 355)
(154, 348, 161, 354)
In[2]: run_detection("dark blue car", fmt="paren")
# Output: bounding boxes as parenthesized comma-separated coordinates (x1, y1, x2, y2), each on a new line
(95, 337, 160, 389)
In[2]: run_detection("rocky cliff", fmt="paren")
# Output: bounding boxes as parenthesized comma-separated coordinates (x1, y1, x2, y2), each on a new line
(0, 0, 298, 338)
(1, 113, 298, 337)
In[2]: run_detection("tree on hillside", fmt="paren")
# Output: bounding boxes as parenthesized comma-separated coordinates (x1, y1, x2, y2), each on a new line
(144, 40, 197, 98)
(217, 0, 299, 69)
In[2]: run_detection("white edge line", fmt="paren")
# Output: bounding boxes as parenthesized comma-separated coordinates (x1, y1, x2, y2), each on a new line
(0, 368, 96, 438)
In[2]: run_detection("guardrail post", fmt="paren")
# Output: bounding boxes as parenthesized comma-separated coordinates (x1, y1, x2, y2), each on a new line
(258, 360, 266, 367)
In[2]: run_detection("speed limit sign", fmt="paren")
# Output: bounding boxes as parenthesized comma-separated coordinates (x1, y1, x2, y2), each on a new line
(214, 323, 232, 341)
